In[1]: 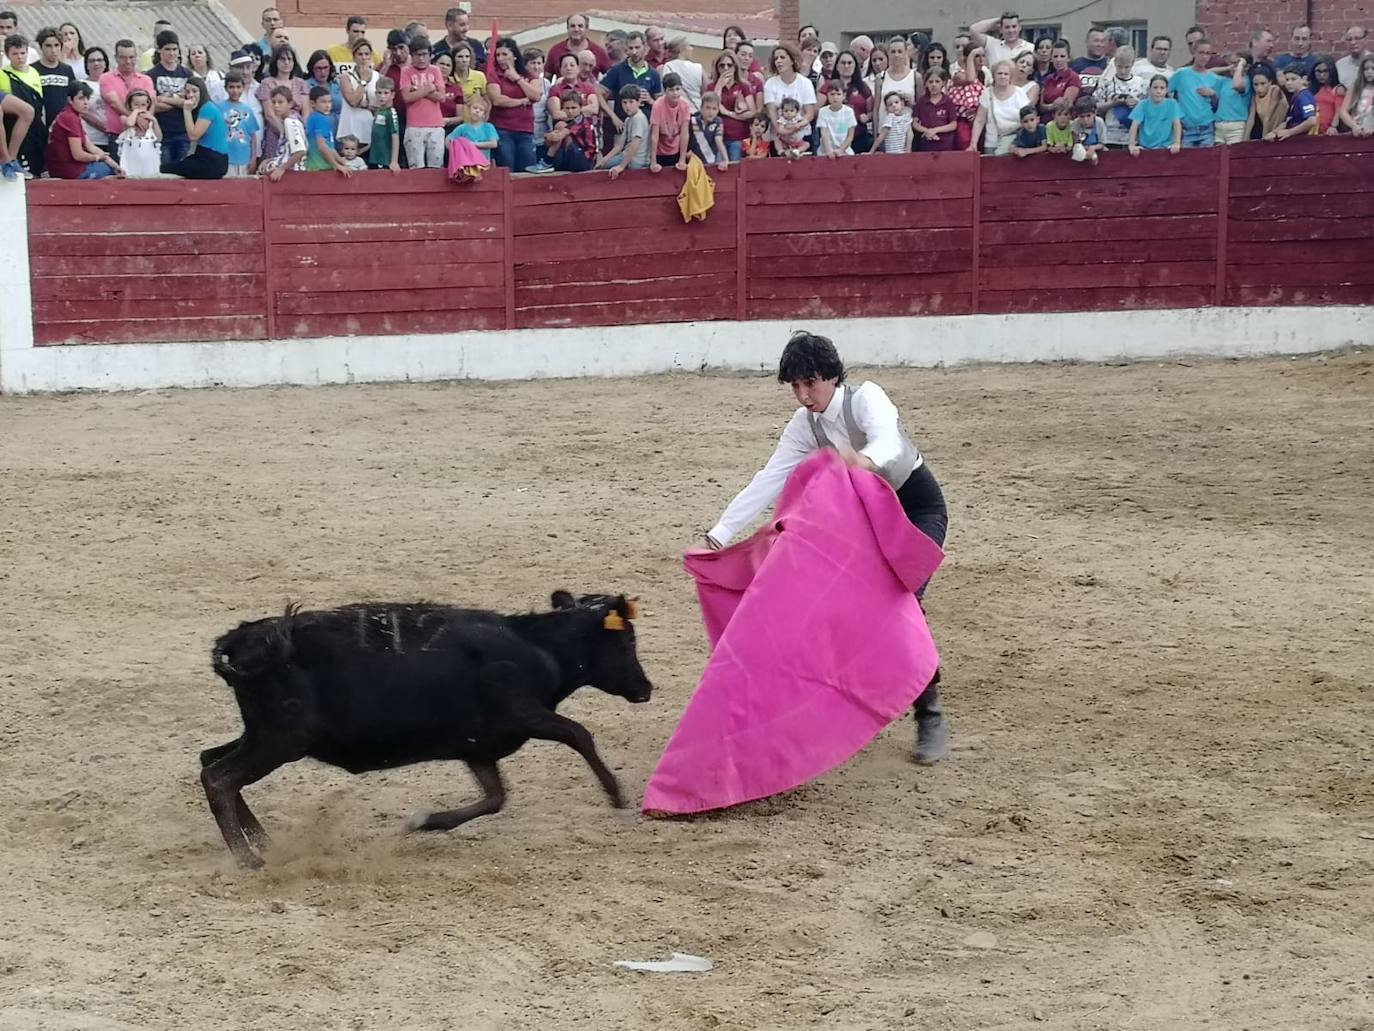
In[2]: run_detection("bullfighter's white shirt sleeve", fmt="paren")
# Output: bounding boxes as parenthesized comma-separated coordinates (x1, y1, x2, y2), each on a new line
(852, 381, 905, 475)
(707, 409, 816, 547)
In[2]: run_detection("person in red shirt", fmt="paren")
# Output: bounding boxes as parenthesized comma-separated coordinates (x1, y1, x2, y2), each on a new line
(545, 13, 610, 78)
(645, 25, 668, 70)
(46, 82, 123, 178)
(1038, 39, 1082, 117)
(399, 37, 447, 167)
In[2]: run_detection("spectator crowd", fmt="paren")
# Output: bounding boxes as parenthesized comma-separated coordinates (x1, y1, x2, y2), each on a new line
(0, 5, 1371, 181)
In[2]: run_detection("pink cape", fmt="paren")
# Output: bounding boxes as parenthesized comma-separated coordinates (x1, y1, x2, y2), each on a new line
(642, 450, 943, 815)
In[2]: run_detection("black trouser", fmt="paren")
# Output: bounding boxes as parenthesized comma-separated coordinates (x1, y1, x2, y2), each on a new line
(895, 463, 948, 600)
(898, 463, 948, 722)
(164, 148, 228, 180)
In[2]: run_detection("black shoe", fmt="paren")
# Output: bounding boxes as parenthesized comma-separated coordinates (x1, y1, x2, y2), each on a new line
(914, 673, 948, 765)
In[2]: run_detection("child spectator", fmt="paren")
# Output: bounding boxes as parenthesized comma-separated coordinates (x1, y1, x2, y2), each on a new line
(116, 88, 160, 177)
(1045, 97, 1075, 153)
(399, 36, 445, 168)
(816, 81, 856, 156)
(1213, 55, 1253, 144)
(687, 90, 729, 168)
(304, 84, 350, 174)
(1270, 66, 1318, 139)
(369, 77, 401, 170)
(914, 67, 956, 150)
(219, 71, 260, 176)
(542, 89, 597, 171)
(1071, 96, 1104, 163)
(1337, 55, 1374, 135)
(2, 34, 46, 176)
(0, 76, 34, 179)
(45, 82, 122, 178)
(259, 84, 307, 178)
(595, 84, 649, 176)
(1128, 74, 1182, 154)
(742, 111, 772, 157)
(334, 134, 366, 171)
(870, 91, 912, 153)
(1094, 50, 1149, 147)
(1071, 95, 1106, 163)
(947, 47, 985, 151)
(774, 95, 811, 156)
(649, 71, 690, 172)
(445, 91, 496, 163)
(1009, 103, 1047, 156)
(1307, 57, 1343, 133)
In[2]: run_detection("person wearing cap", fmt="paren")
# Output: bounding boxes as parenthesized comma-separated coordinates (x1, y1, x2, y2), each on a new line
(818, 41, 839, 82)
(704, 331, 953, 766)
(227, 47, 265, 151)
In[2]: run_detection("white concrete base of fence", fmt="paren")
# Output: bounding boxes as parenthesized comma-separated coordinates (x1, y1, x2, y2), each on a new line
(3, 181, 1371, 394)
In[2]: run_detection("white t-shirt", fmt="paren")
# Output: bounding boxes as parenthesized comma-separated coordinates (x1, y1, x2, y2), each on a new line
(984, 37, 1035, 67)
(663, 59, 704, 110)
(979, 84, 1031, 146)
(83, 80, 109, 145)
(817, 104, 857, 153)
(875, 67, 916, 108)
(1132, 59, 1175, 81)
(763, 73, 816, 111)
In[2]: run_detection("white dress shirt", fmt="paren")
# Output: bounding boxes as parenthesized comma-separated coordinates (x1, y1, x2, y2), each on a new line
(984, 37, 1034, 68)
(708, 381, 915, 547)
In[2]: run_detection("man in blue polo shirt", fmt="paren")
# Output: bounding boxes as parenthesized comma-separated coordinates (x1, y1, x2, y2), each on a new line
(598, 29, 660, 130)
(1168, 36, 1223, 147)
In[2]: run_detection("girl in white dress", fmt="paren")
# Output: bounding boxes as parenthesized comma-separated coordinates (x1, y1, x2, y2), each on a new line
(117, 90, 162, 178)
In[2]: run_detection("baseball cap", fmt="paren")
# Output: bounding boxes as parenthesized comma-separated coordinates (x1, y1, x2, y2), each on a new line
(229, 48, 254, 65)
(820, 40, 838, 55)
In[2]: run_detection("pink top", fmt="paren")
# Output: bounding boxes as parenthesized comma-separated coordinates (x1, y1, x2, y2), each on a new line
(399, 64, 446, 128)
(643, 451, 943, 815)
(650, 95, 691, 155)
(98, 69, 154, 135)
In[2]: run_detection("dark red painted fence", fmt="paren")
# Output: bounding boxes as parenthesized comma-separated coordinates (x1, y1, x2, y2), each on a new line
(25, 135, 1374, 347)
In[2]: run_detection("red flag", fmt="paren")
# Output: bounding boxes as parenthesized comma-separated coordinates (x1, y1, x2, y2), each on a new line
(486, 19, 499, 78)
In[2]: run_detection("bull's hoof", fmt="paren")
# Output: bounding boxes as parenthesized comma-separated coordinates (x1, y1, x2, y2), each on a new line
(235, 850, 266, 870)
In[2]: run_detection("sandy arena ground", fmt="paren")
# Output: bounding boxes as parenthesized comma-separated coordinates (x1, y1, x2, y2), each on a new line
(2, 351, 1372, 1031)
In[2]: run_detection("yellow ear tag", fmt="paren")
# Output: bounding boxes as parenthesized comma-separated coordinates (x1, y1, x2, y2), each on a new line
(602, 611, 626, 631)
(625, 600, 639, 620)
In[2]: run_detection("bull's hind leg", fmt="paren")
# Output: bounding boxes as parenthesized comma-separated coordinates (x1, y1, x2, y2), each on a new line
(406, 760, 506, 833)
(201, 744, 287, 868)
(199, 739, 272, 850)
(520, 710, 626, 809)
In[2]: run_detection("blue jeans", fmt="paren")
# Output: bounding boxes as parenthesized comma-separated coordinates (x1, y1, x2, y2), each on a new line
(494, 129, 535, 171)
(79, 162, 116, 179)
(160, 135, 191, 167)
(1181, 124, 1214, 148)
(724, 140, 742, 161)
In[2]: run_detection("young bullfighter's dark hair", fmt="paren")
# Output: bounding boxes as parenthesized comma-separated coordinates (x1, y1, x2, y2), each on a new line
(777, 331, 846, 385)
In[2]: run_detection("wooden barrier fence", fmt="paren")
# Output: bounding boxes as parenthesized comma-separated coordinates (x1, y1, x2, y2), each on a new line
(25, 135, 1374, 347)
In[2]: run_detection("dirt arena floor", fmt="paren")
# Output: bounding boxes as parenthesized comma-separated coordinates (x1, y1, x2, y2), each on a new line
(2, 350, 1372, 1031)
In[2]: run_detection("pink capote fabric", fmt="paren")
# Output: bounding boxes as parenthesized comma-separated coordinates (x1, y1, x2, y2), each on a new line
(642, 449, 943, 815)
